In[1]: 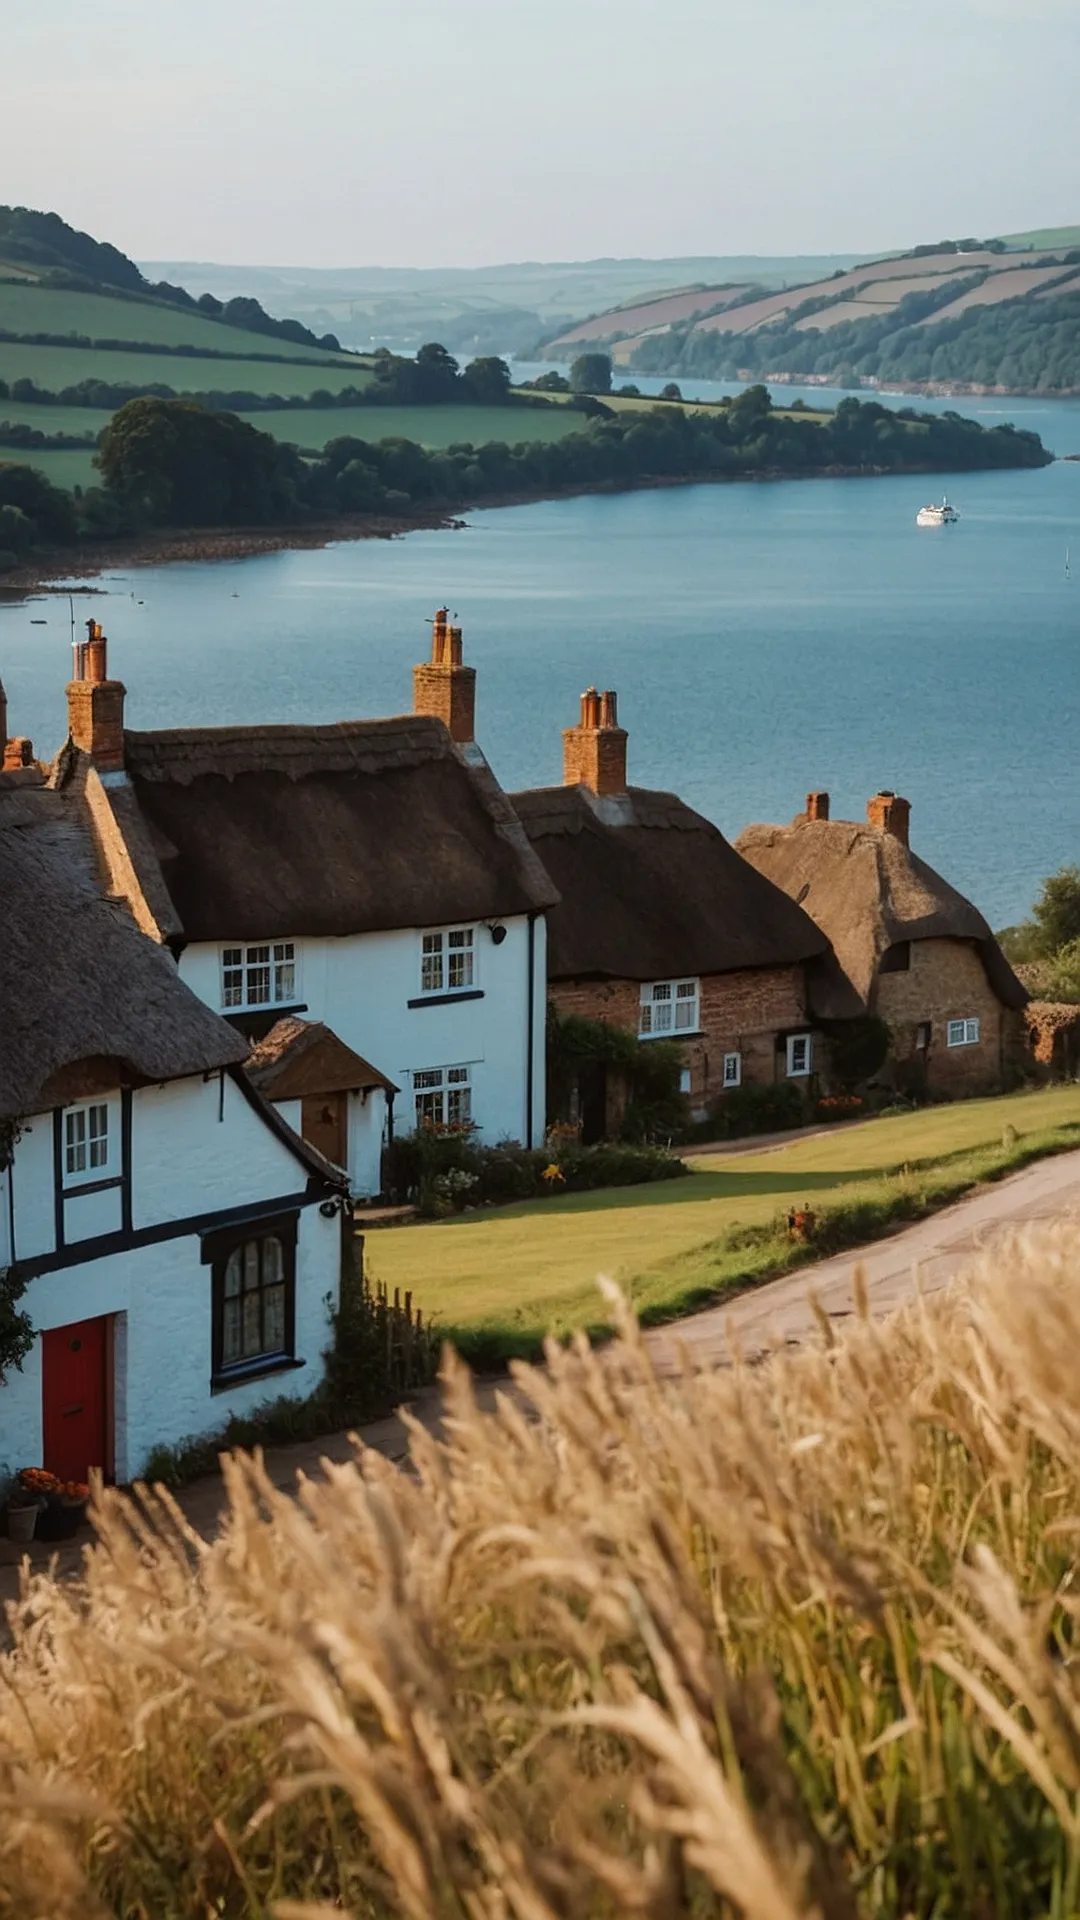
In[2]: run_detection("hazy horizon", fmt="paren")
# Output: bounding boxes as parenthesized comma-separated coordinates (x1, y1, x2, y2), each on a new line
(5, 0, 1079, 271)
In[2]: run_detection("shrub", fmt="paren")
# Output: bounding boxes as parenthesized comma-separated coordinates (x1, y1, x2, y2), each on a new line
(383, 1127, 684, 1210)
(706, 1079, 806, 1139)
(555, 1141, 687, 1190)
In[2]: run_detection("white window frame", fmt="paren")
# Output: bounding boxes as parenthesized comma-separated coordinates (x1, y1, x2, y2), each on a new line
(221, 941, 298, 1012)
(419, 926, 476, 997)
(946, 1017, 981, 1048)
(413, 1065, 472, 1129)
(639, 977, 700, 1038)
(63, 1101, 110, 1183)
(786, 1033, 813, 1078)
(722, 1051, 742, 1089)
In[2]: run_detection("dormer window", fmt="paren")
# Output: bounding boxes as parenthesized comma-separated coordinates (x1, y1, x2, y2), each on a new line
(221, 942, 297, 1011)
(420, 927, 475, 995)
(640, 978, 700, 1037)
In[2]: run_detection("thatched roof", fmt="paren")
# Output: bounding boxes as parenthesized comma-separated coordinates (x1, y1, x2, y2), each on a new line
(246, 1017, 396, 1100)
(0, 782, 249, 1123)
(510, 784, 829, 981)
(116, 718, 557, 941)
(736, 816, 1027, 1016)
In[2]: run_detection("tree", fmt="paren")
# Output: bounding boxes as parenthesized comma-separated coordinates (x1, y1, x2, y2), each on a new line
(659, 382, 683, 401)
(1030, 865, 1080, 956)
(96, 398, 304, 527)
(569, 353, 612, 395)
(460, 356, 511, 404)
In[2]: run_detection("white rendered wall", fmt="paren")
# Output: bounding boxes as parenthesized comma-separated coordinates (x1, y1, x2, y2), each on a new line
(0, 1073, 341, 1480)
(179, 913, 548, 1148)
(0, 1203, 337, 1481)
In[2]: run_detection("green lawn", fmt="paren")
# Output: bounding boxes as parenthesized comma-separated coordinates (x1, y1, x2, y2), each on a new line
(0, 400, 113, 437)
(0, 280, 361, 363)
(250, 401, 585, 453)
(0, 339, 372, 399)
(368, 1086, 1080, 1350)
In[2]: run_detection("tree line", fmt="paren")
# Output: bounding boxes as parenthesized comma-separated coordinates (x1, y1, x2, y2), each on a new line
(0, 385, 1050, 571)
(630, 274, 1080, 394)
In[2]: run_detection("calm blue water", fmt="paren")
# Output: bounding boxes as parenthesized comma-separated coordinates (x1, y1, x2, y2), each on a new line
(2, 379, 1078, 927)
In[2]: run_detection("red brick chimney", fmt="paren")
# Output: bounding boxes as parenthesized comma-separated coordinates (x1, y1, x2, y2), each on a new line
(563, 687, 628, 796)
(412, 606, 476, 744)
(67, 620, 125, 773)
(867, 790, 911, 845)
(802, 790, 830, 823)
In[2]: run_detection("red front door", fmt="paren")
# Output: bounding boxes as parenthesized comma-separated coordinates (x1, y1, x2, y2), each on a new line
(42, 1317, 110, 1483)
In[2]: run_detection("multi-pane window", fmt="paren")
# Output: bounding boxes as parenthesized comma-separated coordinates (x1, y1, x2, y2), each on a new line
(221, 942, 296, 1010)
(786, 1033, 813, 1078)
(64, 1102, 109, 1177)
(414, 1066, 472, 1128)
(210, 1223, 296, 1378)
(420, 927, 475, 995)
(639, 978, 700, 1037)
(722, 1052, 742, 1089)
(946, 1017, 981, 1048)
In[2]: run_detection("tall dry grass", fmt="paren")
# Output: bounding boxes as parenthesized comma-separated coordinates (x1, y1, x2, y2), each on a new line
(4, 1225, 1080, 1917)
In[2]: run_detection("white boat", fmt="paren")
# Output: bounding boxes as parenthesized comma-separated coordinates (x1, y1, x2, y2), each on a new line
(916, 496, 959, 527)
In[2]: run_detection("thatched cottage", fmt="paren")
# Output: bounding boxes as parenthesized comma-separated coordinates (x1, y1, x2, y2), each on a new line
(0, 756, 346, 1486)
(737, 790, 1028, 1096)
(56, 616, 556, 1190)
(512, 690, 830, 1132)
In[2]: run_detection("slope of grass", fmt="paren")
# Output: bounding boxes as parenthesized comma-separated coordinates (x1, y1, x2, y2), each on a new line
(0, 280, 358, 361)
(0, 399, 111, 436)
(0, 339, 371, 397)
(369, 1085, 1080, 1354)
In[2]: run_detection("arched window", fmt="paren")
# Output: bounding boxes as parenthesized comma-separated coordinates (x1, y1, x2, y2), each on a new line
(204, 1214, 298, 1383)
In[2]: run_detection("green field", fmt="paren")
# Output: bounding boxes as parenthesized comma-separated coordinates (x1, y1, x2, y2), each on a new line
(249, 400, 581, 452)
(9, 446, 99, 489)
(368, 1086, 1080, 1346)
(0, 280, 360, 363)
(0, 400, 111, 436)
(0, 339, 372, 398)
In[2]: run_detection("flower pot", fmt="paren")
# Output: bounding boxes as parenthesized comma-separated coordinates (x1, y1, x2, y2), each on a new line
(7, 1503, 38, 1544)
(36, 1501, 83, 1543)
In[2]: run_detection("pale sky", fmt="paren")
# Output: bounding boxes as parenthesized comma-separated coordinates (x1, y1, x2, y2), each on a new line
(5, 0, 1079, 269)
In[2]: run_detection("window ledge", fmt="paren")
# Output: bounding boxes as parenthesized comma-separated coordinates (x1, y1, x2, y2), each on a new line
(638, 1028, 705, 1042)
(407, 989, 485, 1009)
(211, 1356, 306, 1395)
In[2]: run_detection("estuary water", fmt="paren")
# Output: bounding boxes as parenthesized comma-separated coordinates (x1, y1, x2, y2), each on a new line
(2, 378, 1079, 926)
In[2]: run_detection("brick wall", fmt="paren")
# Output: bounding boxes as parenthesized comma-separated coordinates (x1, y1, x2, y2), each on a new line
(550, 964, 811, 1115)
(875, 938, 1014, 1094)
(66, 680, 126, 772)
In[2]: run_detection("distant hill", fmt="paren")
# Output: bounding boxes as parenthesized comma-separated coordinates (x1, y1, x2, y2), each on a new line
(140, 254, 871, 357)
(543, 236, 1080, 394)
(0, 205, 345, 356)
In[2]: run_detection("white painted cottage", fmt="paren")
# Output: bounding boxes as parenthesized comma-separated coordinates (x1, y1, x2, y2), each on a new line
(0, 765, 347, 1486)
(59, 613, 556, 1192)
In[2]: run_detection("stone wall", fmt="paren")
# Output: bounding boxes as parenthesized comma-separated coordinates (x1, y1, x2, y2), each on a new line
(875, 937, 1017, 1095)
(550, 964, 812, 1116)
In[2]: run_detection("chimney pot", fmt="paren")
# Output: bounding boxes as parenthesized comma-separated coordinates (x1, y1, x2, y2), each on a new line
(805, 790, 830, 822)
(413, 608, 476, 744)
(867, 789, 911, 845)
(563, 685, 629, 795)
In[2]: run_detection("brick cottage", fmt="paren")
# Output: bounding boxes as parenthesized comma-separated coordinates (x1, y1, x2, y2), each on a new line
(512, 689, 829, 1132)
(738, 790, 1028, 1096)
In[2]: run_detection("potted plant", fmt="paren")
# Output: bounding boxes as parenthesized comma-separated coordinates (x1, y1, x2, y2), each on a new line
(36, 1475, 89, 1542)
(5, 1470, 45, 1545)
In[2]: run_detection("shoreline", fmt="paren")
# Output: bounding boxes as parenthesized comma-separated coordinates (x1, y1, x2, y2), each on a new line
(1, 456, 1053, 595)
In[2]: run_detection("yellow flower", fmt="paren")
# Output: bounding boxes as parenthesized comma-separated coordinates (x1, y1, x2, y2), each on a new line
(542, 1163, 565, 1185)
